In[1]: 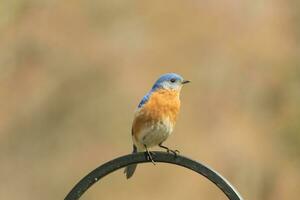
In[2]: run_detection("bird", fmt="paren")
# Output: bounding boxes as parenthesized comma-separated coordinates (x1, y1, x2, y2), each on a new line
(124, 73, 190, 179)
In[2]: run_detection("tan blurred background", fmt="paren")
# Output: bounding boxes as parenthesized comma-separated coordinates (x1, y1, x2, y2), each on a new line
(1, 0, 300, 199)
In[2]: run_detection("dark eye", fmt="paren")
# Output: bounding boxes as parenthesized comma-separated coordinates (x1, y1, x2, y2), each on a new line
(170, 78, 176, 83)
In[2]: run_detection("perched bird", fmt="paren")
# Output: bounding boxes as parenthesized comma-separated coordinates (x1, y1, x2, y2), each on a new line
(124, 73, 190, 179)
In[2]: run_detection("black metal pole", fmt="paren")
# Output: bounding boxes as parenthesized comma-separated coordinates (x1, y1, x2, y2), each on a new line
(65, 151, 243, 200)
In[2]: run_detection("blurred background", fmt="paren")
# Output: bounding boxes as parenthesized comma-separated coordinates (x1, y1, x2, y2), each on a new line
(1, 0, 300, 199)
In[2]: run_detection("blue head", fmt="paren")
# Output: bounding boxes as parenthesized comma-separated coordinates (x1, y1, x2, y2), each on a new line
(151, 73, 190, 91)
(137, 73, 190, 108)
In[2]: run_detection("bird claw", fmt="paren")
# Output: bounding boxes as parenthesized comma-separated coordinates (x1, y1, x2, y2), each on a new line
(167, 149, 180, 157)
(159, 144, 180, 157)
(145, 151, 156, 165)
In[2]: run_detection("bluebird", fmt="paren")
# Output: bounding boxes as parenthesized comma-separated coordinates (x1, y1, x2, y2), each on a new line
(124, 73, 190, 179)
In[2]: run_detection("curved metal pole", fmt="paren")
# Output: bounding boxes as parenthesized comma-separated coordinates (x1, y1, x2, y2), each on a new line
(65, 152, 243, 200)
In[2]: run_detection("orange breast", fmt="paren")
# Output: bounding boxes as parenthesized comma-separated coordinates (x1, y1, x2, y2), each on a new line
(132, 89, 180, 140)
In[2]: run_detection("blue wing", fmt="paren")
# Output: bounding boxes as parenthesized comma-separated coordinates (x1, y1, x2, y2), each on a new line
(137, 92, 151, 108)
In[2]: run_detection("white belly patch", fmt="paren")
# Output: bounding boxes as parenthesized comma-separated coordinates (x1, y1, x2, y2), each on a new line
(137, 117, 174, 148)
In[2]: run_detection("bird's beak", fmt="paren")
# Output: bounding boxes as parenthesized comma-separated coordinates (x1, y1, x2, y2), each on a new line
(182, 80, 191, 84)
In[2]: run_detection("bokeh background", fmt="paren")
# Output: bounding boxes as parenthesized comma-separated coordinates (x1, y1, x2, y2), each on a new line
(1, 0, 300, 199)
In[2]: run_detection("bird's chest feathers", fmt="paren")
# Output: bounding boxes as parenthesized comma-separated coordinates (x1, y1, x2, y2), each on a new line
(143, 89, 180, 123)
(132, 89, 181, 147)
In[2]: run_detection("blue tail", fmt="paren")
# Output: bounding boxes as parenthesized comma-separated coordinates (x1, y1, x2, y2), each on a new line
(124, 145, 138, 179)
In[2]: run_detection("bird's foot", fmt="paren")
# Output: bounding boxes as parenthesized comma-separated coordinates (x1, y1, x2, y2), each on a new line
(144, 145, 156, 165)
(158, 143, 180, 157)
(146, 151, 156, 165)
(167, 149, 180, 157)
